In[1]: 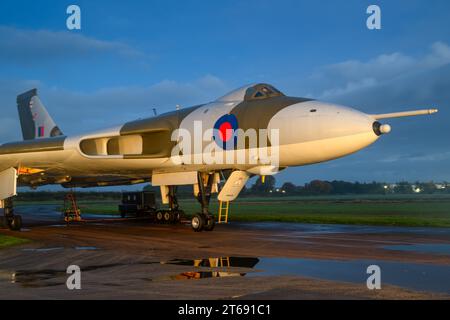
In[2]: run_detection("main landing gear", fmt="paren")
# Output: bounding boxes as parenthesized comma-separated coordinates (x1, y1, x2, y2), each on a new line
(191, 172, 215, 232)
(0, 198, 22, 231)
(155, 186, 184, 224)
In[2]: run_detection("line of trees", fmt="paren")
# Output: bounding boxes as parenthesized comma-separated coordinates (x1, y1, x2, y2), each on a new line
(14, 178, 449, 202)
(245, 177, 449, 196)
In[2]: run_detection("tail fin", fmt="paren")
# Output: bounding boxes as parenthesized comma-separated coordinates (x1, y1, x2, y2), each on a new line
(16, 89, 63, 140)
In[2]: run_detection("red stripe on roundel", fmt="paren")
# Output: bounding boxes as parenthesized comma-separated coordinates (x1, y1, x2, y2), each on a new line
(38, 126, 45, 137)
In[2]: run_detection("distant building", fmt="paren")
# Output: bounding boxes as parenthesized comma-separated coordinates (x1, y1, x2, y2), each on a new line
(435, 183, 447, 190)
(383, 184, 398, 192)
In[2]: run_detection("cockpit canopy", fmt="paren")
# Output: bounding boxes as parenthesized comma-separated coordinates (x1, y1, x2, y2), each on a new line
(217, 83, 285, 102)
(244, 83, 284, 101)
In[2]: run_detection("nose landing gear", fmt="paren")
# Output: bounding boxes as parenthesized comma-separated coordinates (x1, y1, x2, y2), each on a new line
(191, 172, 215, 232)
(191, 213, 215, 232)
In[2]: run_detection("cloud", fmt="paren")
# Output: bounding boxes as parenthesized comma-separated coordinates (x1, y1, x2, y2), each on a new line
(379, 151, 450, 163)
(298, 42, 450, 124)
(324, 42, 450, 98)
(305, 42, 450, 100)
(0, 26, 147, 65)
(277, 42, 450, 183)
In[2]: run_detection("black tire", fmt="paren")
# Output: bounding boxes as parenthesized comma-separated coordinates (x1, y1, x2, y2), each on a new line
(156, 211, 163, 223)
(191, 214, 204, 232)
(9, 215, 22, 231)
(163, 211, 171, 223)
(203, 215, 215, 232)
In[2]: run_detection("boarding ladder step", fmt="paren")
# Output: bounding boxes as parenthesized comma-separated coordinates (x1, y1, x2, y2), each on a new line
(218, 201, 230, 224)
(220, 257, 230, 268)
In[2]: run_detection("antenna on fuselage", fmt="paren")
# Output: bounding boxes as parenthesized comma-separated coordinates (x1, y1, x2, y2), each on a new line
(152, 108, 157, 116)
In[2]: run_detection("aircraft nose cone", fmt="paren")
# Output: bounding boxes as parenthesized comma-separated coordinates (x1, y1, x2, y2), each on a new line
(373, 121, 392, 135)
(380, 124, 391, 134)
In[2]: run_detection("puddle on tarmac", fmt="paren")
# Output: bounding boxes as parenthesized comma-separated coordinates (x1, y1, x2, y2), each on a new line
(162, 256, 450, 294)
(384, 244, 450, 255)
(257, 257, 450, 294)
(158, 257, 260, 280)
(22, 247, 64, 253)
(9, 270, 66, 288)
(3, 256, 450, 294)
(75, 246, 100, 251)
(1, 263, 130, 288)
(22, 246, 100, 252)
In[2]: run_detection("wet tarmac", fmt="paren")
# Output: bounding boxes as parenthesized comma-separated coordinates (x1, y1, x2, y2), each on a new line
(0, 205, 449, 299)
(384, 244, 450, 255)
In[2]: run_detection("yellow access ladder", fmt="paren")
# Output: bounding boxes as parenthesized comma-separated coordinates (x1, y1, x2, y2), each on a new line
(218, 201, 230, 223)
(220, 257, 230, 267)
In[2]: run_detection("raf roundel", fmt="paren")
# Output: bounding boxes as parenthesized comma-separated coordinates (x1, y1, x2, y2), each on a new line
(213, 114, 239, 150)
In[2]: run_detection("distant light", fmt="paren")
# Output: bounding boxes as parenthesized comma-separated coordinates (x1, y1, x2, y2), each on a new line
(384, 185, 388, 189)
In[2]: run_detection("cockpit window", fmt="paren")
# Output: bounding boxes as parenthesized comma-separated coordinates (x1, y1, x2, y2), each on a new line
(244, 83, 284, 101)
(261, 86, 273, 94)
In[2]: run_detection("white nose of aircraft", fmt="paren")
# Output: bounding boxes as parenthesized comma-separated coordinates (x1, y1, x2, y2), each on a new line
(268, 101, 387, 166)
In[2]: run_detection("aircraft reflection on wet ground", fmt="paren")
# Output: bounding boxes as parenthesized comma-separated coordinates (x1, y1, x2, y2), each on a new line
(162, 257, 260, 280)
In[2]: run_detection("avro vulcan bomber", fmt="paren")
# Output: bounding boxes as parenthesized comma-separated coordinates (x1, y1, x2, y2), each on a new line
(0, 84, 438, 231)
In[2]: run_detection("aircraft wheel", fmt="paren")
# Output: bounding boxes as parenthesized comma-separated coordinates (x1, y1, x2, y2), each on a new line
(191, 214, 204, 232)
(9, 215, 22, 231)
(203, 215, 215, 232)
(163, 211, 171, 223)
(156, 211, 164, 223)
